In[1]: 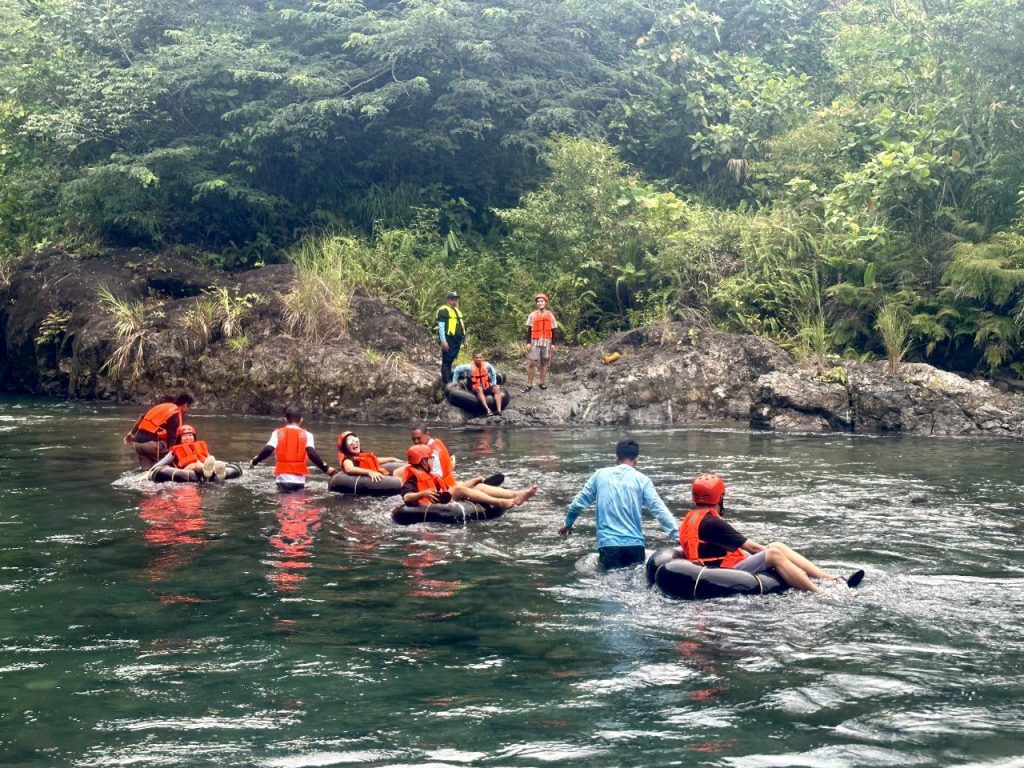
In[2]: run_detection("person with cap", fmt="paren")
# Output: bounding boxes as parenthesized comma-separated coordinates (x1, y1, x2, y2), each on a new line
(524, 292, 559, 392)
(147, 423, 228, 481)
(558, 439, 678, 570)
(679, 473, 864, 592)
(400, 444, 538, 508)
(437, 290, 466, 385)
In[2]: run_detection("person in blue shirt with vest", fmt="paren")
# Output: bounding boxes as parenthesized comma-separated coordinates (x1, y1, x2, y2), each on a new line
(437, 290, 465, 385)
(559, 439, 679, 570)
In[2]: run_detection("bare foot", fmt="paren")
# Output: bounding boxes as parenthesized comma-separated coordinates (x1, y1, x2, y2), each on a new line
(513, 485, 539, 506)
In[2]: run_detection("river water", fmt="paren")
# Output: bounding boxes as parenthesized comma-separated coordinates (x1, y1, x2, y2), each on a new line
(1, 397, 1022, 767)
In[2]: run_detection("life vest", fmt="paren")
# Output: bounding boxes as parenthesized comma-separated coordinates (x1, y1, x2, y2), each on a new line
(401, 464, 448, 506)
(679, 507, 747, 568)
(340, 451, 385, 474)
(138, 403, 180, 440)
(469, 361, 491, 391)
(170, 440, 210, 467)
(274, 427, 309, 476)
(438, 304, 465, 337)
(530, 309, 555, 341)
(430, 438, 456, 487)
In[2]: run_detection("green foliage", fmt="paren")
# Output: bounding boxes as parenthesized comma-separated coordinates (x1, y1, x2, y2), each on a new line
(96, 284, 164, 382)
(3, 0, 1024, 381)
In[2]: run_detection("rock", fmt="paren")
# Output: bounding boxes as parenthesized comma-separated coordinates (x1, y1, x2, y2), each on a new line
(6, 249, 1024, 437)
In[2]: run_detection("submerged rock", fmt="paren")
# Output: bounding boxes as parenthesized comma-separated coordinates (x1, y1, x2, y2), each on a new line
(4, 249, 1024, 436)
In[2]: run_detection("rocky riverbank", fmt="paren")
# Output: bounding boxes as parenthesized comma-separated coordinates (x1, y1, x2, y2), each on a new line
(3, 249, 1024, 436)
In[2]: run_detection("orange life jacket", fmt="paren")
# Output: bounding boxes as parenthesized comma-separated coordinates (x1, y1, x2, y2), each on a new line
(170, 439, 210, 467)
(679, 507, 747, 568)
(138, 403, 181, 440)
(430, 438, 456, 487)
(401, 464, 448, 506)
(275, 427, 309, 476)
(340, 451, 385, 474)
(530, 309, 555, 340)
(469, 361, 491, 391)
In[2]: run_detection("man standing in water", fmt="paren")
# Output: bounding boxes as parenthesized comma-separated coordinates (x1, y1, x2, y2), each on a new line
(559, 439, 678, 570)
(123, 392, 193, 469)
(437, 290, 465, 385)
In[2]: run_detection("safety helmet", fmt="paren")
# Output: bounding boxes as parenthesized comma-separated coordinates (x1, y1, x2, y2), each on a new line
(337, 431, 356, 453)
(692, 473, 725, 506)
(176, 424, 197, 438)
(407, 445, 433, 465)
(535, 293, 549, 302)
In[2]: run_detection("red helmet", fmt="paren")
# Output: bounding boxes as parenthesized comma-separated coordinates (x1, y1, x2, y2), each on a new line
(692, 473, 725, 505)
(176, 424, 197, 437)
(407, 445, 433, 465)
(337, 431, 355, 453)
(535, 293, 549, 302)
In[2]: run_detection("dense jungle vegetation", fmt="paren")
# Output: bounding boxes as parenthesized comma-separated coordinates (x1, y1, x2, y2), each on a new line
(3, 0, 1024, 375)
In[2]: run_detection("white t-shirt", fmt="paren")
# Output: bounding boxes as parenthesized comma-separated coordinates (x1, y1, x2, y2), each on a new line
(267, 425, 315, 485)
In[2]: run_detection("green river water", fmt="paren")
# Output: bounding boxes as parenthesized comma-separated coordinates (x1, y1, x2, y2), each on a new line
(1, 397, 1022, 767)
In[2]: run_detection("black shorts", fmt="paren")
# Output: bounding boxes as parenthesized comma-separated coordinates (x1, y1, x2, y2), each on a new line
(598, 545, 647, 570)
(276, 481, 306, 493)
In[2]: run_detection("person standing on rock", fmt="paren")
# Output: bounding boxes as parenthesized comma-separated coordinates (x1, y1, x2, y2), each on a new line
(249, 406, 336, 492)
(558, 439, 678, 570)
(524, 293, 558, 392)
(437, 291, 465, 385)
(123, 392, 194, 469)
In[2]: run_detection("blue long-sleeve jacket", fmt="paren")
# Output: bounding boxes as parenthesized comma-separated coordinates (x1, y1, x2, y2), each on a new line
(564, 463, 678, 548)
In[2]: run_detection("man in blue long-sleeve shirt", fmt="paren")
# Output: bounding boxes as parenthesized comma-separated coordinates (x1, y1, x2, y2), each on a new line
(559, 439, 679, 570)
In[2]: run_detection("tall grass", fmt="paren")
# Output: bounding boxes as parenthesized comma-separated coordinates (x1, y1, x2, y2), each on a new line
(875, 302, 912, 375)
(283, 235, 368, 341)
(97, 284, 164, 381)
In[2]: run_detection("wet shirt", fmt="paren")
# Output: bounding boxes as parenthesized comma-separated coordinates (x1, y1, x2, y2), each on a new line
(564, 464, 678, 548)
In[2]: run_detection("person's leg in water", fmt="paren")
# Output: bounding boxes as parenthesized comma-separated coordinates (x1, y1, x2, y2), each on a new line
(452, 483, 539, 507)
(763, 542, 837, 593)
(458, 478, 538, 502)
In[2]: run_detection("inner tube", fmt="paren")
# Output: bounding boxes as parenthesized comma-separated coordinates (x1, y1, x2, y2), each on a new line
(149, 462, 243, 484)
(646, 547, 787, 600)
(446, 384, 511, 417)
(329, 472, 404, 497)
(391, 501, 505, 525)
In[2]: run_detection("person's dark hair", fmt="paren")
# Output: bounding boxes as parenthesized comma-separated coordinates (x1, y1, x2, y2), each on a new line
(615, 439, 640, 461)
(412, 423, 431, 435)
(284, 406, 303, 424)
(173, 392, 194, 407)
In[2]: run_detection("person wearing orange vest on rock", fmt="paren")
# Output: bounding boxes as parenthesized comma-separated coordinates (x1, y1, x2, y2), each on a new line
(123, 392, 194, 469)
(407, 428, 540, 512)
(524, 293, 559, 392)
(249, 406, 336, 492)
(336, 431, 402, 482)
(400, 444, 538, 508)
(450, 351, 504, 416)
(680, 473, 859, 593)
(148, 424, 227, 482)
